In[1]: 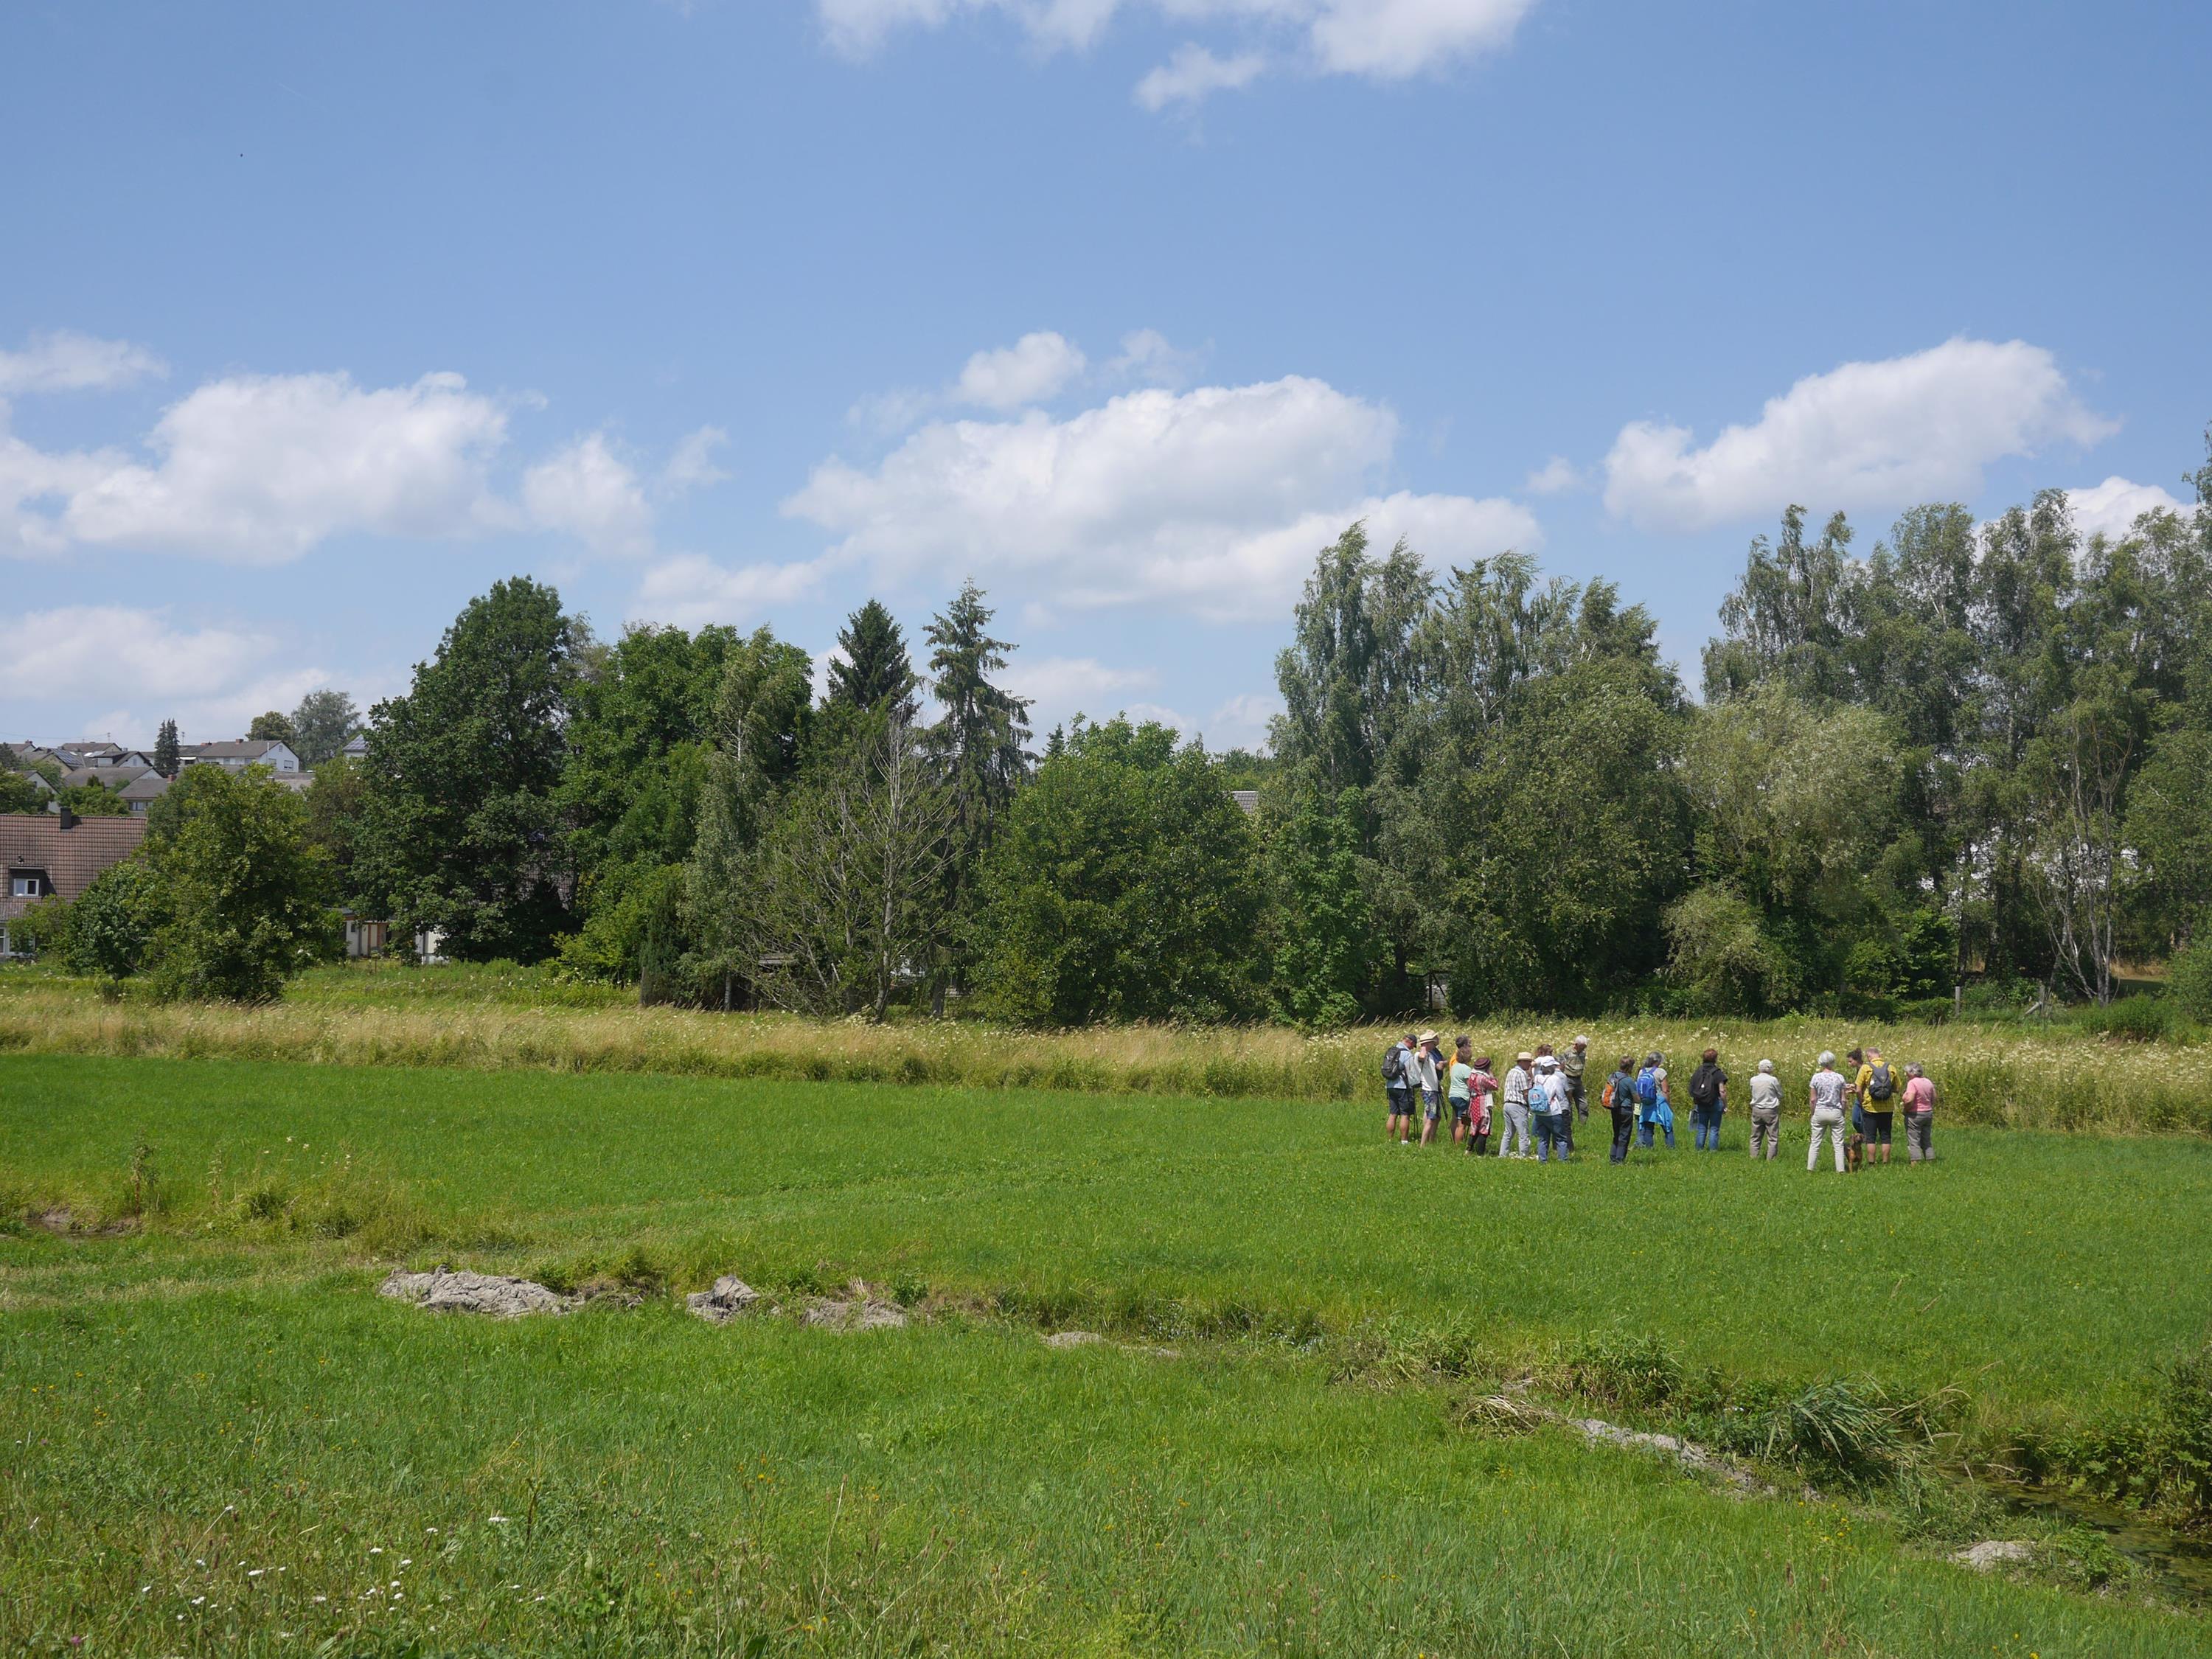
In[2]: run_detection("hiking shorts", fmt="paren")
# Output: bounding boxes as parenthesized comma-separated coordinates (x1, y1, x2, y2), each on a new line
(1450, 1098, 1472, 1124)
(1862, 1110, 1894, 1145)
(1422, 1088, 1444, 1121)
(1386, 1088, 1413, 1118)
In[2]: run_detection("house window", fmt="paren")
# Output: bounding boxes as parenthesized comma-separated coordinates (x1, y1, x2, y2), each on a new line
(11, 875, 41, 899)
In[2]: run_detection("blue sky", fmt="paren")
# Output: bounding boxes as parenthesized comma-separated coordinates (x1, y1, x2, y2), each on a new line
(4, 0, 2208, 751)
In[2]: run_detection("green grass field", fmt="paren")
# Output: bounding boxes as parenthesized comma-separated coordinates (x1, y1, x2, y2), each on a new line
(6, 1054, 2212, 1655)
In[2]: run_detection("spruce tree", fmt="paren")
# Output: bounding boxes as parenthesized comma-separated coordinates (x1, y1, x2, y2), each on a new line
(153, 720, 180, 778)
(825, 599, 917, 719)
(920, 580, 1032, 1008)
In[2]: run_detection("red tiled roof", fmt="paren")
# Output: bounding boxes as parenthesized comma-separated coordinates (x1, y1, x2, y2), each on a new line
(0, 814, 147, 919)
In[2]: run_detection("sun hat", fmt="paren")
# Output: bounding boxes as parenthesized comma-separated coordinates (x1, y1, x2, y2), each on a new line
(1515, 1051, 1534, 1064)
(1818, 1051, 1836, 1068)
(1756, 1058, 1774, 1074)
(1417, 1029, 1439, 1045)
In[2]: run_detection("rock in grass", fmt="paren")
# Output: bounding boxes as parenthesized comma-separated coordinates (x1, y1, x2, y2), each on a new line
(686, 1276, 762, 1324)
(802, 1296, 908, 1330)
(1043, 1330, 1105, 1349)
(1953, 1540, 2035, 1571)
(379, 1267, 568, 1318)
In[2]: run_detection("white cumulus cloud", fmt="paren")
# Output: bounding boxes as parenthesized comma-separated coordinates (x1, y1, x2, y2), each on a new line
(633, 552, 832, 630)
(1135, 44, 1267, 110)
(524, 432, 654, 557)
(817, 0, 1536, 100)
(52, 370, 513, 563)
(0, 330, 166, 397)
(662, 425, 731, 493)
(955, 332, 1089, 411)
(0, 350, 725, 563)
(1601, 338, 2115, 533)
(782, 372, 1539, 621)
(2067, 476, 2197, 543)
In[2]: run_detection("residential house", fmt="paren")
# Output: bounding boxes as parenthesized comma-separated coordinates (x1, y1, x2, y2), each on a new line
(179, 739, 302, 773)
(0, 810, 147, 957)
(116, 772, 170, 815)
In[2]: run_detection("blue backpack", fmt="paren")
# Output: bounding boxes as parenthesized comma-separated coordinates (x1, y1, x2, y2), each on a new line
(1634, 1067, 1660, 1107)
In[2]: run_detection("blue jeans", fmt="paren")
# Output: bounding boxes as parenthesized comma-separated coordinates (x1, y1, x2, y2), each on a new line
(1692, 1105, 1724, 1150)
(1535, 1113, 1570, 1161)
(1638, 1115, 1674, 1150)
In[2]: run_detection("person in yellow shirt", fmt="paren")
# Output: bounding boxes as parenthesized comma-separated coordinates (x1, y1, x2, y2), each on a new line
(1849, 1046, 1898, 1165)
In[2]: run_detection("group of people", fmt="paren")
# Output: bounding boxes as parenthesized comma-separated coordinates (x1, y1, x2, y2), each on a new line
(1382, 1032, 1937, 1171)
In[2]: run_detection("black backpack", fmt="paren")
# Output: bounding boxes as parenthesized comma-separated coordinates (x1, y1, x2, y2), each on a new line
(1866, 1062, 1894, 1102)
(1688, 1065, 1722, 1107)
(1382, 1044, 1407, 1085)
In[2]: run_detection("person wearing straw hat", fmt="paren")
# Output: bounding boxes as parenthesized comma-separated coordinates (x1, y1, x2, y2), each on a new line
(1498, 1051, 1537, 1158)
(1413, 1031, 1444, 1146)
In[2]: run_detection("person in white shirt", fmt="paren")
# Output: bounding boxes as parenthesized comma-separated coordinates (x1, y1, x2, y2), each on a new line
(1747, 1058, 1784, 1161)
(1413, 1030, 1444, 1146)
(1807, 1051, 1848, 1173)
(1499, 1051, 1536, 1158)
(1533, 1056, 1571, 1163)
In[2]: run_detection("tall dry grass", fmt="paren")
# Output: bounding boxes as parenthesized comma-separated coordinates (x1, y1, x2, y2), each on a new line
(4, 980, 2208, 1133)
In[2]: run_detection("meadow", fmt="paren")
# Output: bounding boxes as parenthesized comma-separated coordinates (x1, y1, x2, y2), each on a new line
(5, 959, 2211, 1135)
(6, 1051, 2212, 1654)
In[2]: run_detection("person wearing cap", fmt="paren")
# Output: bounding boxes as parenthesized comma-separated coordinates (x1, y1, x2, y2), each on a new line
(1499, 1051, 1537, 1158)
(1385, 1031, 1418, 1145)
(1532, 1055, 1571, 1162)
(1413, 1031, 1444, 1147)
(1747, 1059, 1783, 1160)
(1808, 1050, 1849, 1173)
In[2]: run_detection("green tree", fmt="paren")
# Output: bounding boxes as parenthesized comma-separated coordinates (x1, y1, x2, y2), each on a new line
(288, 689, 359, 768)
(0, 761, 44, 815)
(153, 720, 181, 779)
(825, 599, 917, 719)
(740, 709, 953, 1020)
(303, 754, 369, 900)
(1702, 506, 1858, 703)
(682, 628, 817, 1002)
(353, 577, 583, 961)
(247, 709, 299, 747)
(921, 580, 1032, 1009)
(148, 765, 334, 1001)
(560, 623, 734, 983)
(1264, 782, 1382, 1028)
(58, 782, 131, 817)
(974, 718, 1262, 1026)
(63, 860, 170, 982)
(1662, 883, 1798, 1015)
(1427, 655, 1688, 1013)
